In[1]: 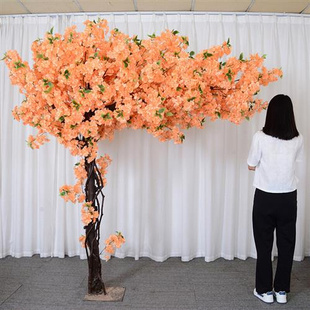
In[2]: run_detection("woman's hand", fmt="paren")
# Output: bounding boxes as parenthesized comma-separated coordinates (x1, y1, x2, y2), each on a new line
(248, 165, 256, 171)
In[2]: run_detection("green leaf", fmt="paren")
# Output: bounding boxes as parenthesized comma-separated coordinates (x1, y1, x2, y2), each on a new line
(219, 61, 226, 70)
(123, 57, 129, 68)
(148, 33, 156, 38)
(155, 108, 165, 118)
(98, 84, 105, 93)
(133, 35, 142, 46)
(198, 85, 203, 94)
(68, 32, 73, 43)
(32, 121, 41, 127)
(14, 61, 26, 69)
(89, 52, 99, 59)
(60, 190, 68, 196)
(166, 111, 174, 117)
(79, 90, 85, 98)
(72, 100, 81, 110)
(200, 118, 205, 126)
(84, 89, 91, 93)
(180, 134, 185, 143)
(239, 53, 244, 61)
(189, 51, 195, 59)
(172, 30, 179, 35)
(44, 85, 54, 94)
(182, 36, 189, 45)
(101, 113, 112, 120)
(187, 97, 196, 102)
(116, 110, 124, 118)
(36, 53, 49, 60)
(203, 51, 213, 59)
(215, 111, 221, 118)
(262, 54, 267, 59)
(43, 80, 54, 93)
(64, 69, 70, 79)
(226, 38, 231, 47)
(75, 162, 80, 166)
(47, 36, 59, 44)
(58, 116, 65, 123)
(155, 124, 165, 131)
(47, 27, 54, 35)
(176, 87, 182, 91)
(193, 69, 202, 77)
(226, 69, 233, 82)
(86, 137, 93, 146)
(245, 116, 250, 121)
(114, 28, 119, 33)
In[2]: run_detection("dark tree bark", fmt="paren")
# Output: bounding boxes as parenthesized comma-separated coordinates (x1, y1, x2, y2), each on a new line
(84, 159, 107, 295)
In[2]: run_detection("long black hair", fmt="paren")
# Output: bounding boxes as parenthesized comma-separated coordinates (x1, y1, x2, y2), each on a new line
(263, 94, 299, 140)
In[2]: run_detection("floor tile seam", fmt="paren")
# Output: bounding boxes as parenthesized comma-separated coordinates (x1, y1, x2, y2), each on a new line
(193, 285, 200, 310)
(0, 284, 22, 306)
(80, 275, 88, 287)
(18, 283, 87, 290)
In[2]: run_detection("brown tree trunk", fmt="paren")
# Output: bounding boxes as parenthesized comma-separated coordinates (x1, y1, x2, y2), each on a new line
(84, 159, 106, 295)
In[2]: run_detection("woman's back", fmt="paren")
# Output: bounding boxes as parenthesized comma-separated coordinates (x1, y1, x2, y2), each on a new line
(248, 131, 303, 193)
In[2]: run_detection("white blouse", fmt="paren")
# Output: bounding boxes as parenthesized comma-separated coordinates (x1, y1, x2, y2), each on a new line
(247, 131, 304, 193)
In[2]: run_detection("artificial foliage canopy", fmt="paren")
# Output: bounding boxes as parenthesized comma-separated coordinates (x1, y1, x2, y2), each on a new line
(4, 19, 282, 253)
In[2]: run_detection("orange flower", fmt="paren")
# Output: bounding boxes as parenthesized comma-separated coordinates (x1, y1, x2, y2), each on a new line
(103, 231, 125, 261)
(81, 202, 99, 225)
(79, 235, 86, 248)
(5, 19, 282, 256)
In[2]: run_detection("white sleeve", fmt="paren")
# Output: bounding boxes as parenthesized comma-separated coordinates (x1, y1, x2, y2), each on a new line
(296, 134, 304, 163)
(247, 132, 261, 167)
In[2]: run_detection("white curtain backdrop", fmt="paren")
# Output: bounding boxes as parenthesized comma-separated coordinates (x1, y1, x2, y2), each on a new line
(0, 13, 309, 261)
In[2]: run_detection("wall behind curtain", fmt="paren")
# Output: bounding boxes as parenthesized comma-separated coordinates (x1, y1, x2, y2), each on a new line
(0, 13, 309, 261)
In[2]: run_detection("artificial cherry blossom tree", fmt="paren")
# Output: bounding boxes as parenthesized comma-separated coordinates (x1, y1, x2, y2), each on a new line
(3, 18, 282, 295)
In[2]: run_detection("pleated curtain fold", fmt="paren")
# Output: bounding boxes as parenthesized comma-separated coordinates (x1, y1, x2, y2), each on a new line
(0, 13, 309, 261)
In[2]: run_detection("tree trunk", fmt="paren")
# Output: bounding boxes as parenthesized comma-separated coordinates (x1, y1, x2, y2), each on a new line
(84, 159, 106, 295)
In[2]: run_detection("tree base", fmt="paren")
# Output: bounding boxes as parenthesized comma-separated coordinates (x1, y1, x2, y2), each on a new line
(84, 287, 126, 302)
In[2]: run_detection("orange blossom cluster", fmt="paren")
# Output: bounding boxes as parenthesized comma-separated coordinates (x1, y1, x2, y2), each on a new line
(4, 19, 282, 254)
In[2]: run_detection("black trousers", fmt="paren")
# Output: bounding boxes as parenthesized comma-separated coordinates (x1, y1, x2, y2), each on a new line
(252, 188, 297, 294)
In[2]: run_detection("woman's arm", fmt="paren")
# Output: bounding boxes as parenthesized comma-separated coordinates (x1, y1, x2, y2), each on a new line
(247, 132, 261, 169)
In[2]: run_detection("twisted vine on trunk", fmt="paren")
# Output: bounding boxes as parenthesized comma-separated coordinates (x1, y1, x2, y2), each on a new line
(84, 159, 106, 295)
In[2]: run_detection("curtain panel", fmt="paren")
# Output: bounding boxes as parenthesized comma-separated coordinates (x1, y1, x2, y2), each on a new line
(0, 13, 309, 261)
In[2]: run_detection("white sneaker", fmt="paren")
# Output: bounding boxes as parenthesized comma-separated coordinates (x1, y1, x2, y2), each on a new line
(253, 288, 274, 303)
(274, 291, 287, 304)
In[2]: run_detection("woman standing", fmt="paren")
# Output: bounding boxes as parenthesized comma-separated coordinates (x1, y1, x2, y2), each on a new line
(247, 94, 304, 304)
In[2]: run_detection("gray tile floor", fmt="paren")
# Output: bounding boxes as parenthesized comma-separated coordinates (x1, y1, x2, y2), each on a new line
(0, 255, 309, 310)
